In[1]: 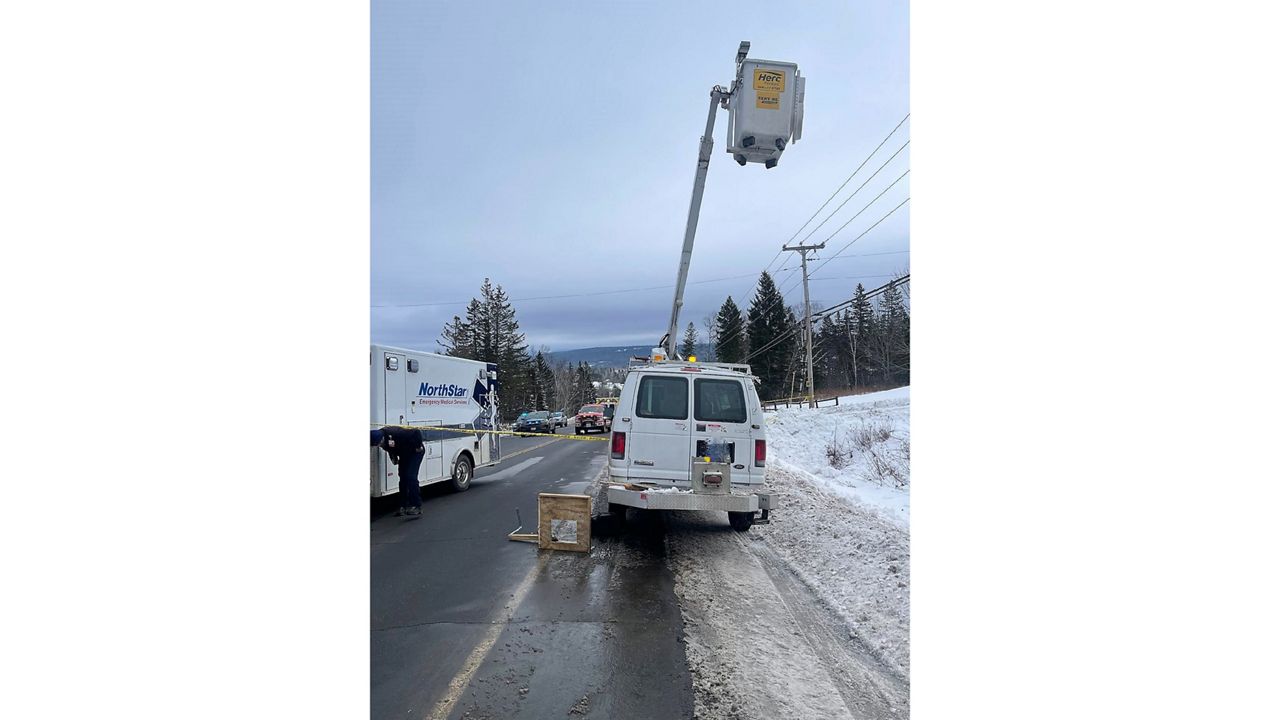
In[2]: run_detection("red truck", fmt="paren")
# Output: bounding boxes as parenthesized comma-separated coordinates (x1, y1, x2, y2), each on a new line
(574, 403, 612, 435)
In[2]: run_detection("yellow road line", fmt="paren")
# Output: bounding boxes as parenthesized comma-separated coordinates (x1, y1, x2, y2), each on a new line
(426, 552, 548, 720)
(494, 438, 559, 462)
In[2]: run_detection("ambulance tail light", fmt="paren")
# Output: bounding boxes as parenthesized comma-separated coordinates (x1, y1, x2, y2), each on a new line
(754, 439, 766, 467)
(611, 431, 626, 459)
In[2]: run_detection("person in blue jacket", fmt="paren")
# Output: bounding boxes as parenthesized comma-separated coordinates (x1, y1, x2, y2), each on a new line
(377, 426, 425, 517)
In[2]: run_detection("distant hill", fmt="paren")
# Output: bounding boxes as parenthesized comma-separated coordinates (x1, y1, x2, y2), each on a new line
(547, 343, 714, 368)
(546, 345, 652, 368)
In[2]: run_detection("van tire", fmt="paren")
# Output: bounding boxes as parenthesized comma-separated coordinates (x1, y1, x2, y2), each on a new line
(608, 503, 628, 527)
(449, 455, 473, 492)
(728, 511, 754, 532)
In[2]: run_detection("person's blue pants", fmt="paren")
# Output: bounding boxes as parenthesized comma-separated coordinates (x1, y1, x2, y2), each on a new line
(398, 451, 423, 509)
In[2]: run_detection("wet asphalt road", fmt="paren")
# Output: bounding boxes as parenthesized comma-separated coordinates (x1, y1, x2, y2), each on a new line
(370, 428, 695, 720)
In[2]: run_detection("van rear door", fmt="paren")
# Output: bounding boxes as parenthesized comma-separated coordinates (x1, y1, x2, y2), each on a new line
(692, 375, 759, 486)
(624, 373, 692, 485)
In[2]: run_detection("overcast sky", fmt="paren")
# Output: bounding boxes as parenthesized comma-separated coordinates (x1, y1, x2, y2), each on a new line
(372, 0, 909, 353)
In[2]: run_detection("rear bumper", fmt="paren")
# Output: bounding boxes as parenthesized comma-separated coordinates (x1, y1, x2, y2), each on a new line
(607, 484, 773, 513)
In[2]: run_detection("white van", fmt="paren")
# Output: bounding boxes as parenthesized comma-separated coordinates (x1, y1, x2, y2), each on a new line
(606, 353, 774, 531)
(371, 344, 500, 498)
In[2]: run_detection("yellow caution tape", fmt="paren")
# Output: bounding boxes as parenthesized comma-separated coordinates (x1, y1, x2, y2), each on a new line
(371, 424, 609, 442)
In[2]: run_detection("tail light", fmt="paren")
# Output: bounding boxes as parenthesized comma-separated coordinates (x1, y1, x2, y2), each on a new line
(754, 439, 766, 467)
(611, 431, 626, 459)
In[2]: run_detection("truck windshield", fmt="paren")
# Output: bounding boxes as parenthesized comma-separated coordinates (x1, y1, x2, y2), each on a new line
(579, 405, 602, 414)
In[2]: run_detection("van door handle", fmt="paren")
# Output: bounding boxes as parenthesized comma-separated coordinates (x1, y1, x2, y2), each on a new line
(621, 417, 630, 422)
(751, 424, 760, 429)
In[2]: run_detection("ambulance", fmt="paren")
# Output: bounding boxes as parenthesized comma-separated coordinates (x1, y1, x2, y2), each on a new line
(370, 344, 500, 498)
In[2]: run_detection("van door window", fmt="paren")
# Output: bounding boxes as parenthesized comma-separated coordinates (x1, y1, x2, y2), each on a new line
(635, 376, 689, 419)
(694, 379, 747, 423)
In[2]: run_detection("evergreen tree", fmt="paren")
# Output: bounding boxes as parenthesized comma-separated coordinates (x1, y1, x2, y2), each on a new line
(713, 296, 745, 364)
(438, 314, 473, 358)
(745, 272, 792, 400)
(814, 314, 838, 391)
(874, 282, 910, 385)
(680, 322, 698, 359)
(437, 278, 533, 421)
(482, 280, 533, 419)
(533, 351, 556, 411)
(463, 298, 487, 360)
(572, 362, 596, 407)
(786, 305, 813, 399)
(849, 283, 875, 387)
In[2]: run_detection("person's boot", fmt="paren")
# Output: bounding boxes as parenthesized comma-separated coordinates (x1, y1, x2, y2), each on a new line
(407, 506, 422, 518)
(395, 507, 406, 517)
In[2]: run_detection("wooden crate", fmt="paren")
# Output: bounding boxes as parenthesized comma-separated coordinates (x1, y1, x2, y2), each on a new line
(537, 493, 592, 553)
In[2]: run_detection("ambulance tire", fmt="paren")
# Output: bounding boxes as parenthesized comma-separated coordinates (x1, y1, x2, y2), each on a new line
(449, 455, 473, 492)
(728, 511, 754, 532)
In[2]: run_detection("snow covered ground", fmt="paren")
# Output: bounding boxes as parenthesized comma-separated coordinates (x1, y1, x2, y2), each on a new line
(766, 386, 910, 528)
(758, 386, 911, 678)
(590, 387, 912, 718)
(665, 512, 908, 719)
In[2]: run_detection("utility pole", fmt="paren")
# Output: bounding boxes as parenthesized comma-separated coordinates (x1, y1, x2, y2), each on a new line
(782, 242, 825, 408)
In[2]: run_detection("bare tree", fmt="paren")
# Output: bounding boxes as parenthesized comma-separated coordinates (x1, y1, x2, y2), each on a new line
(702, 313, 718, 362)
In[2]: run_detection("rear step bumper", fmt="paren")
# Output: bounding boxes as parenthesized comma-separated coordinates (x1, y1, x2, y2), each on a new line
(607, 484, 774, 513)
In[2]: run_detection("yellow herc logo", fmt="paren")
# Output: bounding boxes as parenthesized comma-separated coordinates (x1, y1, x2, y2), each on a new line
(753, 69, 785, 93)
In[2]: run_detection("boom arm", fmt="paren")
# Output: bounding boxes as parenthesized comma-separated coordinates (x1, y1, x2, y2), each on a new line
(665, 85, 728, 358)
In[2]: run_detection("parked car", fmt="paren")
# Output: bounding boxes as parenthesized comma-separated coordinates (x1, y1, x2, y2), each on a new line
(514, 411, 554, 435)
(549, 411, 567, 428)
(575, 404, 610, 434)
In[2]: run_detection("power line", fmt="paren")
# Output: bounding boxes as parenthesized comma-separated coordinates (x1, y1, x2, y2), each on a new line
(712, 113, 910, 351)
(716, 240, 885, 358)
(811, 274, 911, 320)
(768, 179, 909, 329)
(808, 274, 899, 282)
(737, 278, 906, 361)
(777, 248, 909, 271)
(712, 211, 898, 359)
(794, 139, 910, 246)
(809, 194, 912, 278)
(776, 172, 909, 299)
(371, 271, 760, 309)
(740, 275, 909, 364)
(714, 196, 904, 356)
(784, 113, 910, 245)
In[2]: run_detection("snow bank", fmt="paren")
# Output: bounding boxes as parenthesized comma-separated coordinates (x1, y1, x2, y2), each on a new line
(766, 386, 910, 527)
(755, 464, 911, 677)
(756, 386, 911, 675)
